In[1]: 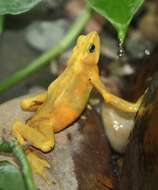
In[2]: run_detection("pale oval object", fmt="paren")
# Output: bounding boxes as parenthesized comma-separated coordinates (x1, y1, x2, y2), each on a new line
(101, 104, 135, 153)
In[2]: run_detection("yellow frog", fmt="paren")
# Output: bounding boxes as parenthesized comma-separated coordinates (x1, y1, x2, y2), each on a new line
(12, 31, 142, 177)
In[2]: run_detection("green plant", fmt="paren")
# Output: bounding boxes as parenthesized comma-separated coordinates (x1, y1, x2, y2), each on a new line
(0, 138, 36, 190)
(0, 0, 42, 15)
(88, 0, 144, 43)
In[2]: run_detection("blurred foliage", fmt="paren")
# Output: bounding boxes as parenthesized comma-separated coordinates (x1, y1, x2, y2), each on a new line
(87, 0, 144, 43)
(0, 0, 42, 15)
(0, 15, 4, 35)
(0, 139, 36, 190)
(0, 8, 91, 93)
(0, 161, 26, 190)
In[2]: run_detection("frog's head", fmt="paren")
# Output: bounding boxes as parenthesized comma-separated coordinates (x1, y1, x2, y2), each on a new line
(69, 31, 100, 66)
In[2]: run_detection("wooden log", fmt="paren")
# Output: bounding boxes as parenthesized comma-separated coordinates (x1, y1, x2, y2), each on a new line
(121, 72, 158, 190)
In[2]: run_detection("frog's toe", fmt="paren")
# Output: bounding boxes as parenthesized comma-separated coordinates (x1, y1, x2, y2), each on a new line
(26, 149, 54, 185)
(26, 150, 50, 175)
(40, 139, 54, 152)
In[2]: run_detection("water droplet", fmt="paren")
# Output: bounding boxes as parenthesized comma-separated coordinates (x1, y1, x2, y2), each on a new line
(144, 49, 150, 56)
(118, 43, 125, 58)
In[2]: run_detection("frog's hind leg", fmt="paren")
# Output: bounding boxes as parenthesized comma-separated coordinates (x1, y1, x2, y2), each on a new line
(12, 120, 55, 179)
(12, 120, 54, 152)
(21, 91, 47, 112)
(26, 149, 51, 182)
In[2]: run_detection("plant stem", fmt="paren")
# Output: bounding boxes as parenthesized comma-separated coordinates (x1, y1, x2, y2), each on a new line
(0, 15, 4, 35)
(10, 139, 36, 190)
(0, 138, 12, 152)
(0, 138, 36, 190)
(0, 8, 92, 93)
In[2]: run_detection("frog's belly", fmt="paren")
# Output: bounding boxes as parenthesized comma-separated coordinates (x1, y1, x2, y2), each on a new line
(27, 103, 81, 132)
(51, 104, 80, 132)
(52, 88, 92, 132)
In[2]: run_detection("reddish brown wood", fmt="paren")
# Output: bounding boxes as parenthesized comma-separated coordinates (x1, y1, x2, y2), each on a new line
(121, 73, 158, 190)
(72, 108, 115, 190)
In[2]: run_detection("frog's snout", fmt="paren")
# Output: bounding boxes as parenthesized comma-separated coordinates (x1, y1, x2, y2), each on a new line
(87, 31, 99, 42)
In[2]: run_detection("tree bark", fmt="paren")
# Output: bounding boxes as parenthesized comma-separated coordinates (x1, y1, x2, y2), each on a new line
(121, 72, 158, 190)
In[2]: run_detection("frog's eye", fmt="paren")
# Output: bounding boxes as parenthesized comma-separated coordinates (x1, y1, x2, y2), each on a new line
(88, 43, 96, 53)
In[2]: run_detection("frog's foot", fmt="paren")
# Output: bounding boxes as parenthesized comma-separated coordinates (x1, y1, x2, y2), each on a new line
(12, 120, 54, 152)
(21, 91, 47, 112)
(26, 149, 50, 180)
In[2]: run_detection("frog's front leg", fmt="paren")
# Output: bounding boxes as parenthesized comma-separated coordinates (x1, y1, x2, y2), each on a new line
(21, 91, 47, 112)
(90, 74, 143, 113)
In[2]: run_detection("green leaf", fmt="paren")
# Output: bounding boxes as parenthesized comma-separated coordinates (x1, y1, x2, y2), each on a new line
(0, 0, 42, 15)
(0, 160, 26, 190)
(0, 138, 12, 153)
(88, 0, 144, 43)
(0, 138, 36, 190)
(0, 15, 4, 35)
